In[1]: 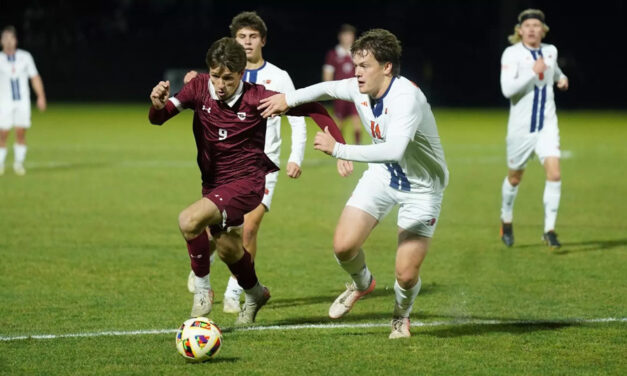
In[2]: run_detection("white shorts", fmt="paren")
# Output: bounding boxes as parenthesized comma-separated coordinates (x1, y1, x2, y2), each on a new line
(0, 101, 31, 130)
(506, 126, 560, 170)
(346, 169, 443, 237)
(261, 170, 278, 211)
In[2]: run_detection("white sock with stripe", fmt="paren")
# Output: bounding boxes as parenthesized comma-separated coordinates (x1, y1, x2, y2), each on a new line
(0, 147, 6, 165)
(501, 176, 518, 223)
(543, 181, 561, 232)
(224, 275, 243, 299)
(393, 278, 421, 318)
(14, 144, 27, 164)
(336, 249, 372, 291)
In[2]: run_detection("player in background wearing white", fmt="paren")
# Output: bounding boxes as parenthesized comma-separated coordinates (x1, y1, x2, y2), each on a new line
(499, 9, 568, 249)
(184, 12, 308, 314)
(323, 24, 362, 145)
(260, 29, 448, 339)
(0, 25, 46, 176)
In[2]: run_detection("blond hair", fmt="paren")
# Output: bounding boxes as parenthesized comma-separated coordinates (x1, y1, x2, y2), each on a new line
(508, 9, 550, 44)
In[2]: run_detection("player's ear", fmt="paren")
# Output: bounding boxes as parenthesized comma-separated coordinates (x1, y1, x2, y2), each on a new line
(261, 37, 266, 47)
(383, 62, 393, 75)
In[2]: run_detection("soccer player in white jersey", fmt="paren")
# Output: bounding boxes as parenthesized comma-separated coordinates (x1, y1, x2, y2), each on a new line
(499, 9, 568, 249)
(184, 12, 308, 314)
(260, 29, 448, 339)
(0, 26, 47, 176)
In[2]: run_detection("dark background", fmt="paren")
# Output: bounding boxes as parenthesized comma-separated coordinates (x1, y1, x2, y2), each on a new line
(1, 0, 625, 108)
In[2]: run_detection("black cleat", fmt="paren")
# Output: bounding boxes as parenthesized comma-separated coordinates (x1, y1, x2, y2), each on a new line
(543, 231, 561, 249)
(500, 222, 514, 247)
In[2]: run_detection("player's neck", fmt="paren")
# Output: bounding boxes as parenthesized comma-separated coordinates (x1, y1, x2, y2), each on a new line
(371, 76, 394, 100)
(522, 41, 541, 49)
(246, 57, 265, 70)
(2, 48, 16, 55)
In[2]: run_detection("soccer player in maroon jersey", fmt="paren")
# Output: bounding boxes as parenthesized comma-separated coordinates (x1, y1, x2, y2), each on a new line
(148, 37, 345, 325)
(323, 24, 362, 145)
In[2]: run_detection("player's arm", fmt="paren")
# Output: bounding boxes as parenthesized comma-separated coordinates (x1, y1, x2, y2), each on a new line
(149, 80, 179, 125)
(322, 50, 335, 81)
(280, 72, 307, 178)
(553, 49, 569, 91)
(26, 53, 46, 111)
(500, 49, 536, 98)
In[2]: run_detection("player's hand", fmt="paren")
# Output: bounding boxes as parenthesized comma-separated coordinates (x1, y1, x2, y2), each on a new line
(314, 127, 337, 155)
(183, 71, 198, 85)
(286, 162, 302, 178)
(37, 96, 47, 111)
(533, 57, 547, 75)
(337, 159, 353, 177)
(258, 93, 289, 118)
(557, 77, 569, 91)
(150, 80, 170, 110)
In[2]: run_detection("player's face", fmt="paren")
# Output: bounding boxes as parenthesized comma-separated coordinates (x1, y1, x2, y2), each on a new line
(338, 31, 354, 48)
(352, 50, 390, 97)
(209, 66, 244, 101)
(519, 19, 544, 47)
(235, 27, 265, 62)
(1, 32, 17, 52)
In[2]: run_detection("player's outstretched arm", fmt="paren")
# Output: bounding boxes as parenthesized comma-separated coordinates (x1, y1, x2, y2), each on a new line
(149, 80, 180, 125)
(258, 93, 289, 118)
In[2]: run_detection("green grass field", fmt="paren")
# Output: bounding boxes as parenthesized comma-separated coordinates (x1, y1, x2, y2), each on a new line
(0, 104, 625, 375)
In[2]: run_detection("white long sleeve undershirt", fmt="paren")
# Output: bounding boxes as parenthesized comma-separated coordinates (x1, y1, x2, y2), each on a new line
(332, 135, 411, 163)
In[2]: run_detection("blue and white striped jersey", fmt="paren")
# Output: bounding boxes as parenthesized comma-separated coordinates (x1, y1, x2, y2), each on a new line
(0, 49, 38, 105)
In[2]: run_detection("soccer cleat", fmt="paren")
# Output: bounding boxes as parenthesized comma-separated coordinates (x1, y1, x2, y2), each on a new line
(328, 277, 376, 319)
(190, 288, 214, 317)
(543, 231, 561, 249)
(500, 222, 514, 247)
(389, 316, 411, 339)
(187, 270, 195, 293)
(235, 286, 270, 325)
(223, 295, 241, 313)
(13, 163, 25, 176)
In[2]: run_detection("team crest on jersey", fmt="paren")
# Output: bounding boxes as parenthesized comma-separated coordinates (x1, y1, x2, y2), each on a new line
(237, 112, 246, 120)
(361, 101, 368, 107)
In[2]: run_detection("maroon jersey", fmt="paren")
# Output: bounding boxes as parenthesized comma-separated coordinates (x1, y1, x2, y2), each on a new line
(324, 45, 355, 80)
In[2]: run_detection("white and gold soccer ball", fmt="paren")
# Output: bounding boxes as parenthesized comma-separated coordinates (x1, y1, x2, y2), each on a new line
(176, 317, 223, 361)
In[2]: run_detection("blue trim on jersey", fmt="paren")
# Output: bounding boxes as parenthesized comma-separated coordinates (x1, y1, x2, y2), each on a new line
(7, 54, 16, 62)
(530, 86, 539, 132)
(385, 162, 411, 191)
(371, 77, 396, 118)
(10, 79, 20, 101)
(538, 85, 546, 131)
(244, 61, 267, 84)
(528, 48, 545, 133)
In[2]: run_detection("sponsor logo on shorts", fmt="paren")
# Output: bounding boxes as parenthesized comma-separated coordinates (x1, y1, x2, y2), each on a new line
(264, 80, 272, 84)
(426, 218, 436, 226)
(264, 188, 269, 195)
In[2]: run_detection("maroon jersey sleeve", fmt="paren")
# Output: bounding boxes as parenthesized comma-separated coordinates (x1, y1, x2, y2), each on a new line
(288, 103, 346, 144)
(148, 76, 203, 125)
(324, 49, 335, 68)
(149, 101, 178, 125)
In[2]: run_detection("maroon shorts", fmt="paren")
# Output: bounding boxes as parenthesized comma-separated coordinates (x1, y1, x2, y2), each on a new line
(333, 100, 358, 120)
(202, 175, 265, 234)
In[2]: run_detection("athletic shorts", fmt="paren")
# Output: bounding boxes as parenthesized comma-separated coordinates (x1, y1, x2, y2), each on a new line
(333, 100, 358, 121)
(0, 101, 31, 130)
(261, 170, 278, 211)
(506, 126, 560, 170)
(346, 169, 444, 238)
(202, 174, 265, 234)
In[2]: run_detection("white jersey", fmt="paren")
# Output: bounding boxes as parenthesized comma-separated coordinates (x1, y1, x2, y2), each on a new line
(0, 49, 38, 106)
(287, 76, 448, 194)
(243, 61, 306, 166)
(500, 42, 566, 138)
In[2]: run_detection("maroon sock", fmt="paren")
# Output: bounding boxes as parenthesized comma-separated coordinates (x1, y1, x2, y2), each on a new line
(226, 248, 258, 290)
(186, 232, 211, 277)
(354, 130, 361, 145)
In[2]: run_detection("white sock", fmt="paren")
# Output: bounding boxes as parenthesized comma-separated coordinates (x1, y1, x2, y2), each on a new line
(244, 282, 264, 304)
(393, 278, 422, 318)
(225, 275, 243, 299)
(0, 147, 6, 164)
(14, 144, 27, 164)
(336, 249, 372, 291)
(194, 274, 212, 291)
(501, 176, 519, 223)
(543, 180, 561, 232)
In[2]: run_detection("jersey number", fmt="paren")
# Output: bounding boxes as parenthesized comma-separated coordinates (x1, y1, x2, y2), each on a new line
(370, 121, 382, 139)
(218, 129, 228, 141)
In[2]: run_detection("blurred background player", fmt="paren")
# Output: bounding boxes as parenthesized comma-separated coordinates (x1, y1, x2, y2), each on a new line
(323, 24, 362, 144)
(184, 11, 309, 314)
(0, 25, 46, 176)
(499, 9, 568, 249)
(260, 29, 448, 339)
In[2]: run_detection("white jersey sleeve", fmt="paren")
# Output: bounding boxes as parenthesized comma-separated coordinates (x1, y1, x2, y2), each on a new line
(552, 49, 567, 82)
(500, 46, 536, 99)
(25, 52, 39, 78)
(279, 71, 307, 166)
(286, 78, 356, 105)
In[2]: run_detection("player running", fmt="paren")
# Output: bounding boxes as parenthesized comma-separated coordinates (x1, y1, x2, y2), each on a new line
(0, 26, 47, 176)
(260, 29, 448, 339)
(149, 37, 344, 325)
(499, 9, 568, 249)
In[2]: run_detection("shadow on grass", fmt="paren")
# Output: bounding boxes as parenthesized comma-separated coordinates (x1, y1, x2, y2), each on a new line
(422, 321, 573, 338)
(196, 357, 239, 364)
(505, 238, 627, 254)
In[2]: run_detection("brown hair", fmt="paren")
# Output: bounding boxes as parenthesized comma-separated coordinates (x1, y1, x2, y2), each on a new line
(352, 28, 402, 77)
(205, 37, 247, 73)
(339, 24, 356, 35)
(229, 11, 268, 39)
(2, 25, 17, 37)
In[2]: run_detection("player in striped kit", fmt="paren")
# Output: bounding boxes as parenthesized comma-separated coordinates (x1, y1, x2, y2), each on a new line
(260, 29, 448, 339)
(499, 9, 568, 249)
(0, 26, 47, 176)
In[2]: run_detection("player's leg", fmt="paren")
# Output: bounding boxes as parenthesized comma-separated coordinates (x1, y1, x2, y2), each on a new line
(348, 106, 362, 144)
(13, 127, 27, 175)
(542, 156, 562, 248)
(178, 197, 222, 317)
(0, 129, 9, 175)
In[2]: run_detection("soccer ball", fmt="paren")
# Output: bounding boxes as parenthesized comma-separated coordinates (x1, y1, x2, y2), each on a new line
(175, 317, 223, 362)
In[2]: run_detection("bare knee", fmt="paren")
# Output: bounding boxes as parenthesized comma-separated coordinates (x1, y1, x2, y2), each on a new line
(242, 221, 260, 248)
(333, 235, 360, 261)
(508, 175, 522, 186)
(546, 171, 561, 182)
(395, 269, 419, 289)
(178, 210, 202, 239)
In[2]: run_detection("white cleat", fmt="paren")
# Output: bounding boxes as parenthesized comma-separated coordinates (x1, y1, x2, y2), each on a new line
(187, 270, 196, 293)
(223, 295, 241, 313)
(389, 316, 411, 339)
(13, 163, 25, 176)
(328, 277, 376, 319)
(190, 288, 214, 317)
(235, 286, 270, 325)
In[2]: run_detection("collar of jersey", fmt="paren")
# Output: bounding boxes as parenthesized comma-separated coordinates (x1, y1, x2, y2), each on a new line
(208, 79, 244, 107)
(521, 42, 543, 53)
(245, 60, 267, 73)
(335, 44, 350, 58)
(370, 76, 396, 107)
